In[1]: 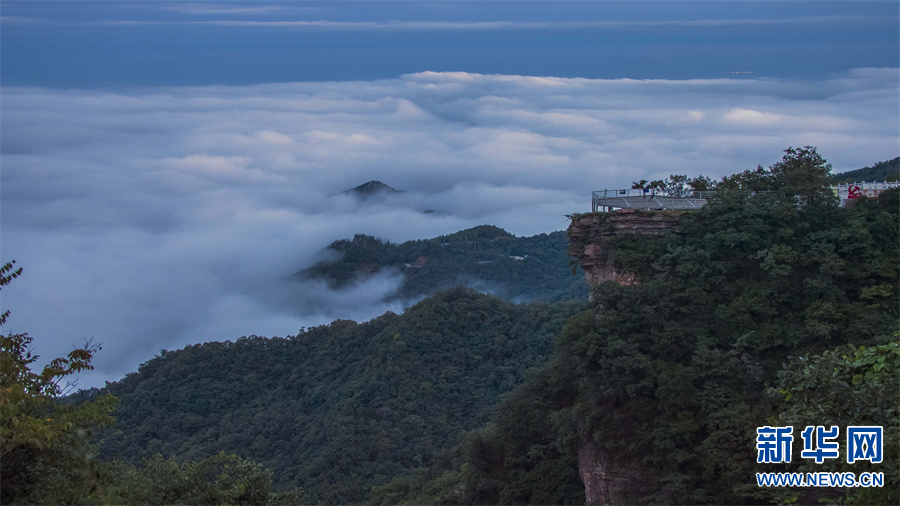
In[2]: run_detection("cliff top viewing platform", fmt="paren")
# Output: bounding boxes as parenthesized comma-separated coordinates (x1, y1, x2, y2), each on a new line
(591, 189, 715, 213)
(592, 181, 899, 213)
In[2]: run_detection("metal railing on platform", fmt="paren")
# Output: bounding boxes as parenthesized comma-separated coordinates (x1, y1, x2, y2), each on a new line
(591, 189, 717, 212)
(591, 181, 899, 212)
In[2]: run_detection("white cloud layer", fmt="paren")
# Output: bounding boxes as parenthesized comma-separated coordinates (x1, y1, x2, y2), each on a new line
(1, 69, 897, 387)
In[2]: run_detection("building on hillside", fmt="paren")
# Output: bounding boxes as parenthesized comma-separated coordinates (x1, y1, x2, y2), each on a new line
(591, 181, 899, 212)
(831, 181, 899, 207)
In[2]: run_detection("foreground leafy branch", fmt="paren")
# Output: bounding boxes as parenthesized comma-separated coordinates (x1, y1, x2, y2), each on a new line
(772, 339, 899, 505)
(1, 262, 118, 503)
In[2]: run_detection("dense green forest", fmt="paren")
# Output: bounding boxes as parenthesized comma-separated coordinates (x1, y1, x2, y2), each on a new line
(74, 291, 581, 503)
(380, 147, 899, 505)
(296, 226, 588, 303)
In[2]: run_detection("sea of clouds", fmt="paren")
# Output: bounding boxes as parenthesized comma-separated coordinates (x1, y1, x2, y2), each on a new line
(1, 68, 898, 387)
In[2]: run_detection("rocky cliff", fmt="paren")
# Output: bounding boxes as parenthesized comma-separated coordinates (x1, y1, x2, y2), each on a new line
(567, 209, 682, 504)
(578, 440, 656, 505)
(567, 209, 681, 288)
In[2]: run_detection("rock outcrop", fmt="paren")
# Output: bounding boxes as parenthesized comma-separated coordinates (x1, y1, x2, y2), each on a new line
(568, 209, 682, 504)
(567, 209, 681, 288)
(578, 440, 653, 505)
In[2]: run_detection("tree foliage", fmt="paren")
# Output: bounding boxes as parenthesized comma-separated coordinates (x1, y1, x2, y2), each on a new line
(1, 262, 118, 504)
(771, 339, 899, 505)
(100, 451, 300, 505)
(372, 351, 585, 505)
(404, 148, 898, 504)
(632, 174, 715, 195)
(0, 261, 22, 327)
(82, 288, 582, 503)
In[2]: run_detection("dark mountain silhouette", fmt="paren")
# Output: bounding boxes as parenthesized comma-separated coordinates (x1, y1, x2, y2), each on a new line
(342, 180, 402, 200)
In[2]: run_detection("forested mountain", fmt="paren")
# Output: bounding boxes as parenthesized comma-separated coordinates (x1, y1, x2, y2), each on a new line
(296, 226, 588, 303)
(79, 290, 582, 503)
(832, 156, 899, 182)
(5, 150, 897, 505)
(384, 148, 899, 505)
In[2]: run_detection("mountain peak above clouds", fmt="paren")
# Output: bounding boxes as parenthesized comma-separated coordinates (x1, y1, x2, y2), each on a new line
(343, 181, 402, 199)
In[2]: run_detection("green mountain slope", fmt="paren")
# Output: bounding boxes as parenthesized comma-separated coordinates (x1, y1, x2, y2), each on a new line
(832, 156, 899, 182)
(82, 289, 582, 503)
(296, 225, 588, 303)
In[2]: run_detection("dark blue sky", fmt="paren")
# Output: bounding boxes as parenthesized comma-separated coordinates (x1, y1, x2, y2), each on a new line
(2, 1, 898, 87)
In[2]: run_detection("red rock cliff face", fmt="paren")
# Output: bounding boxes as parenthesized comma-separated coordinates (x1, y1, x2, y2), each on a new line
(578, 440, 654, 505)
(567, 209, 681, 288)
(567, 209, 681, 504)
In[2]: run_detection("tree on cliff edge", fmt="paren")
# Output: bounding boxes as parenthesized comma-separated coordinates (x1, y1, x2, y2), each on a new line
(718, 146, 836, 209)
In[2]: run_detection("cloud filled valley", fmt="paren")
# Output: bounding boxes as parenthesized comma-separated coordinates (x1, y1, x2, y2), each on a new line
(1, 69, 898, 387)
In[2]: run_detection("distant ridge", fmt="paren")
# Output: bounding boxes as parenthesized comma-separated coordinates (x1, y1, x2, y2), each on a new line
(832, 156, 899, 183)
(343, 180, 402, 199)
(294, 225, 587, 303)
